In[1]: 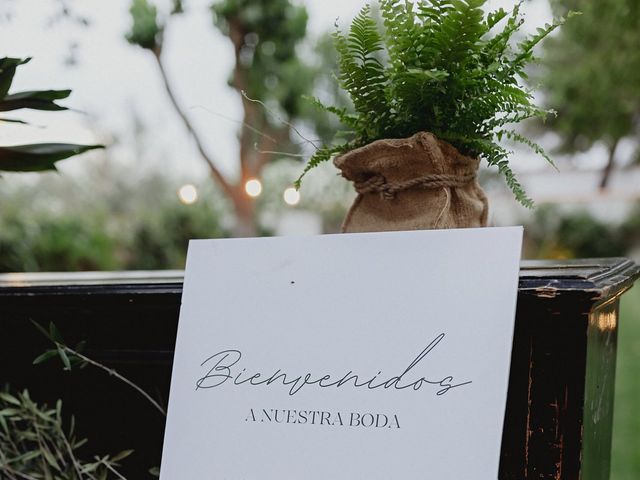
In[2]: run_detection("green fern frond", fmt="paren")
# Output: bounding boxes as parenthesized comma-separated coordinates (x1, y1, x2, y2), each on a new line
(486, 8, 508, 30)
(294, 144, 354, 189)
(493, 157, 534, 208)
(484, 2, 523, 57)
(334, 5, 390, 140)
(432, 0, 486, 69)
(300, 0, 569, 206)
(515, 20, 565, 64)
(498, 129, 558, 170)
(305, 95, 360, 130)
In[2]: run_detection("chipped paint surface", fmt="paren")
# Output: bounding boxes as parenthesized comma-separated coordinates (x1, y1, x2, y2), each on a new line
(535, 287, 560, 299)
(524, 337, 533, 478)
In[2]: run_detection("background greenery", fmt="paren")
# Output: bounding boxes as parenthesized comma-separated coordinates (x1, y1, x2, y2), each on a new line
(0, 173, 231, 272)
(613, 286, 640, 480)
(541, 0, 640, 189)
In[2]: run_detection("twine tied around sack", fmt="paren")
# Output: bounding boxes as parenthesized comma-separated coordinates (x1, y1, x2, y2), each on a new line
(354, 171, 477, 200)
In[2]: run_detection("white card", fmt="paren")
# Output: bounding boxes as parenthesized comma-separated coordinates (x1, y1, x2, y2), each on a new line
(160, 227, 523, 479)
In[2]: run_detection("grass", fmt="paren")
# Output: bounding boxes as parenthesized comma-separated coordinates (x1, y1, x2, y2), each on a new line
(611, 284, 640, 480)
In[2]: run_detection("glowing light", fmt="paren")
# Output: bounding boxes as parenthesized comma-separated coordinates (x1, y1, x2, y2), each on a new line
(245, 178, 263, 197)
(178, 184, 198, 205)
(283, 187, 300, 206)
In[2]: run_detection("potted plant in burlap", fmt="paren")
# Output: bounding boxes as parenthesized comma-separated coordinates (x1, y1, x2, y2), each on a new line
(297, 1, 569, 233)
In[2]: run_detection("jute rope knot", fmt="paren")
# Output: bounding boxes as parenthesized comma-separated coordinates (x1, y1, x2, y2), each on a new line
(354, 171, 477, 200)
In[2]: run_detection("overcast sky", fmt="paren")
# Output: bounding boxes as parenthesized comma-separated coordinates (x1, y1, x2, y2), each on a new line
(1, 0, 555, 181)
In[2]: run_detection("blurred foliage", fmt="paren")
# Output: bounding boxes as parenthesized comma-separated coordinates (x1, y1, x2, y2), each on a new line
(0, 173, 230, 273)
(126, 0, 338, 236)
(612, 286, 640, 480)
(523, 204, 640, 259)
(212, 0, 310, 120)
(127, 200, 228, 270)
(125, 0, 326, 138)
(0, 57, 103, 172)
(620, 203, 640, 249)
(126, 0, 161, 51)
(0, 389, 130, 479)
(0, 151, 355, 272)
(540, 0, 640, 186)
(0, 211, 118, 272)
(257, 158, 351, 233)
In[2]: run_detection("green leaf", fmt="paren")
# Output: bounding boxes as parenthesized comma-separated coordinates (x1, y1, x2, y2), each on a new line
(41, 445, 61, 469)
(0, 57, 30, 99)
(57, 346, 72, 371)
(0, 411, 8, 433)
(0, 117, 29, 124)
(0, 392, 21, 406)
(127, 0, 162, 50)
(33, 349, 59, 365)
(487, 8, 508, 29)
(0, 143, 104, 172)
(11, 450, 42, 464)
(69, 356, 87, 368)
(111, 449, 134, 462)
(0, 89, 71, 112)
(49, 322, 65, 344)
(0, 408, 21, 417)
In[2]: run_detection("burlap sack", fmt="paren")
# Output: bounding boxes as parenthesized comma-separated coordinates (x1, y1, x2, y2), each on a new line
(334, 132, 488, 233)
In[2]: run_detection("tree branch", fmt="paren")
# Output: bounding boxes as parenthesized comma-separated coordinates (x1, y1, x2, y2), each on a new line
(152, 49, 236, 200)
(599, 138, 620, 190)
(60, 344, 167, 418)
(255, 126, 293, 171)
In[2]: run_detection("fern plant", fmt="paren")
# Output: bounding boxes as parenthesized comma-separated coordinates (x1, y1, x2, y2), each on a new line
(298, 0, 571, 207)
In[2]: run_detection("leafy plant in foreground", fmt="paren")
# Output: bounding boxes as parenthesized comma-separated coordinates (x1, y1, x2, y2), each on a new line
(298, 0, 573, 207)
(0, 57, 103, 173)
(0, 389, 131, 479)
(31, 321, 166, 477)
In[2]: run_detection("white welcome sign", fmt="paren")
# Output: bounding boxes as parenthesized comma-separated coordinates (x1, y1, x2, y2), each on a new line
(160, 227, 523, 479)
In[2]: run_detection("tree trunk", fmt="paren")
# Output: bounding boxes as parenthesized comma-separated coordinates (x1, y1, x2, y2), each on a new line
(599, 139, 619, 190)
(228, 19, 259, 238)
(231, 189, 257, 238)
